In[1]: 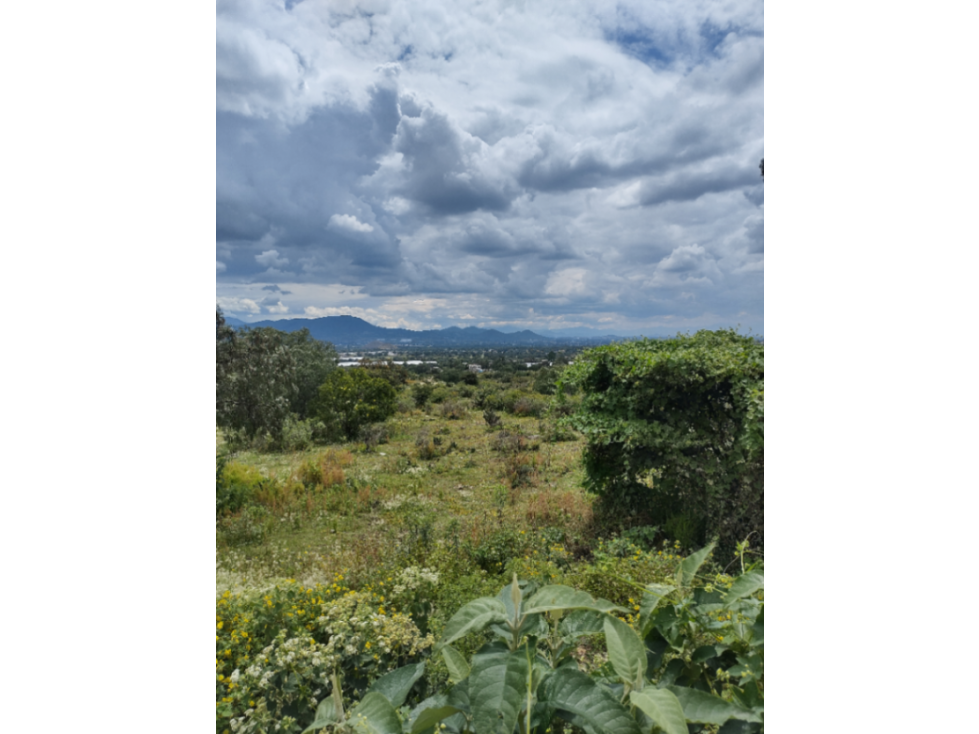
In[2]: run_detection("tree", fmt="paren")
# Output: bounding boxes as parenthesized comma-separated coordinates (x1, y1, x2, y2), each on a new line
(562, 330, 763, 552)
(216, 316, 298, 444)
(216, 308, 236, 403)
(282, 328, 338, 418)
(312, 367, 397, 442)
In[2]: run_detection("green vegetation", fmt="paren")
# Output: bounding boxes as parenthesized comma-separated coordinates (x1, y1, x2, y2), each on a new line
(563, 330, 763, 554)
(215, 319, 764, 734)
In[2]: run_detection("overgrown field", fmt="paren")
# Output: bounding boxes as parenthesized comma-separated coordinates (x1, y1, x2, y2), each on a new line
(216, 335, 764, 734)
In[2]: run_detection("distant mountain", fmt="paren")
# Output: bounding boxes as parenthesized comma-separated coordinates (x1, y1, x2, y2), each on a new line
(532, 327, 635, 340)
(235, 315, 570, 347)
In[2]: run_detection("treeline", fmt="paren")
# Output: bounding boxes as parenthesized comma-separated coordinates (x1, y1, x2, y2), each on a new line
(216, 309, 579, 450)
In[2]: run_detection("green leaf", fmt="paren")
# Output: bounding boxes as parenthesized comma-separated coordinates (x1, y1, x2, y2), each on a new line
(411, 705, 464, 734)
(538, 667, 642, 734)
(667, 686, 762, 725)
(676, 542, 716, 587)
(368, 661, 426, 708)
(347, 692, 403, 734)
(559, 609, 607, 638)
(750, 605, 763, 648)
(469, 646, 531, 734)
(723, 572, 764, 606)
(691, 645, 721, 664)
(630, 688, 688, 734)
(523, 585, 625, 615)
(437, 597, 508, 651)
(302, 699, 338, 733)
(442, 646, 471, 684)
(603, 615, 647, 687)
(639, 584, 674, 636)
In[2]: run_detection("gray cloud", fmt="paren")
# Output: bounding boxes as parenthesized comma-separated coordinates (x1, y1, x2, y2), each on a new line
(216, 0, 763, 334)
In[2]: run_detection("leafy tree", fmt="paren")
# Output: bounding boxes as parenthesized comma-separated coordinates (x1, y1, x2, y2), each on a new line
(360, 358, 410, 387)
(216, 315, 298, 444)
(216, 308, 236, 404)
(312, 367, 397, 441)
(282, 328, 338, 418)
(562, 330, 763, 553)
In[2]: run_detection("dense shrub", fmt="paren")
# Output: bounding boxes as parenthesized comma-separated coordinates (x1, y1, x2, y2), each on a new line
(439, 400, 468, 420)
(216, 582, 434, 733)
(312, 368, 397, 442)
(564, 329, 764, 554)
(217, 459, 265, 517)
(411, 383, 434, 408)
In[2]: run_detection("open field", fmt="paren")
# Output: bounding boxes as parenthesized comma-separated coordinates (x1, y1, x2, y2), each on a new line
(217, 375, 601, 596)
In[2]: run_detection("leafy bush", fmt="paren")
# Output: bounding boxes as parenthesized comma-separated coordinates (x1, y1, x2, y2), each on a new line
(564, 330, 764, 554)
(296, 548, 763, 734)
(359, 423, 390, 451)
(412, 383, 434, 408)
(312, 368, 398, 442)
(216, 582, 435, 734)
(297, 449, 353, 489)
(473, 388, 504, 411)
(440, 400, 468, 420)
(279, 415, 315, 452)
(511, 396, 545, 417)
(482, 409, 501, 427)
(217, 460, 265, 517)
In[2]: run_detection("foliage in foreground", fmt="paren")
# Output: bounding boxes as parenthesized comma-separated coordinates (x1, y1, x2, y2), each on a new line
(219, 544, 763, 734)
(562, 330, 764, 553)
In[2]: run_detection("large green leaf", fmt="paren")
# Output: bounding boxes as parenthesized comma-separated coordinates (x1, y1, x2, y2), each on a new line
(676, 542, 716, 587)
(441, 646, 471, 684)
(667, 686, 762, 725)
(639, 584, 674, 637)
(723, 572, 764, 607)
(538, 667, 642, 734)
(523, 585, 624, 615)
(367, 661, 426, 708)
(559, 609, 607, 638)
(301, 698, 338, 733)
(603, 615, 647, 687)
(347, 692, 403, 734)
(469, 647, 531, 734)
(630, 689, 688, 734)
(411, 705, 464, 734)
(437, 597, 508, 651)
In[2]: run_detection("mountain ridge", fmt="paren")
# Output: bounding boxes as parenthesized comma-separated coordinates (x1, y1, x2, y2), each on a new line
(229, 315, 624, 347)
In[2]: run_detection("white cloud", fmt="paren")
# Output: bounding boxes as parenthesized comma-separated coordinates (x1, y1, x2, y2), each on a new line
(328, 214, 374, 233)
(255, 249, 289, 268)
(217, 296, 261, 314)
(216, 260, 227, 273)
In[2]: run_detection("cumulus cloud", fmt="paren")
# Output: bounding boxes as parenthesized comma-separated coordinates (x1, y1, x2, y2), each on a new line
(328, 214, 374, 233)
(255, 249, 289, 268)
(216, 0, 763, 333)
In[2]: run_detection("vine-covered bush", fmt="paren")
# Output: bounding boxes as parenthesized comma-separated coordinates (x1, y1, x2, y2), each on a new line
(562, 330, 763, 553)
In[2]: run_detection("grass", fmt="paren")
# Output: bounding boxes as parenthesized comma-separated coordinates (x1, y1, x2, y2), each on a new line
(216, 380, 594, 593)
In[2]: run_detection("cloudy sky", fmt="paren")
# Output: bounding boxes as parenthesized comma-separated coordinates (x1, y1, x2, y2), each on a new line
(216, 0, 763, 335)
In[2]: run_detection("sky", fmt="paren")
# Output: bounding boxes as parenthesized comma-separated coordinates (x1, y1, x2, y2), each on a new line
(216, 0, 763, 336)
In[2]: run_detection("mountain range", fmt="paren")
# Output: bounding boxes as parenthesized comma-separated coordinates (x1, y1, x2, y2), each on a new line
(223, 315, 628, 347)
